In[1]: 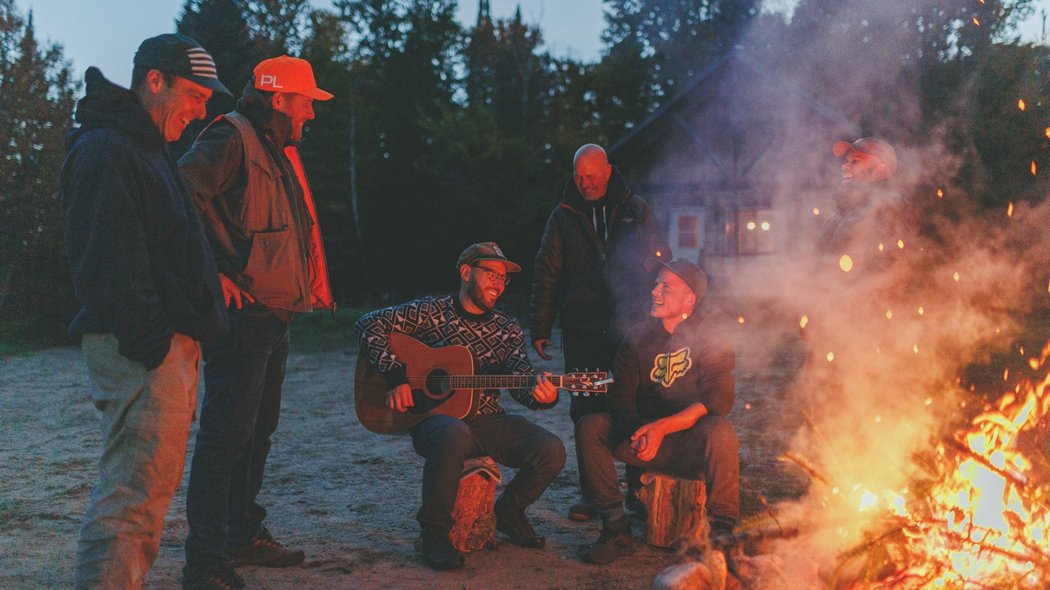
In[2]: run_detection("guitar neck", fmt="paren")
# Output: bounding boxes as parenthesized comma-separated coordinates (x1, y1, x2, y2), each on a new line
(448, 375, 554, 389)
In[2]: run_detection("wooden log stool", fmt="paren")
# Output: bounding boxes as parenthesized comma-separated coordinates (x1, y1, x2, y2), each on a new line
(448, 456, 501, 552)
(636, 471, 707, 548)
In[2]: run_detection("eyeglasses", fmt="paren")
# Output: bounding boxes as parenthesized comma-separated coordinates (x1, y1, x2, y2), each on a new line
(472, 265, 511, 285)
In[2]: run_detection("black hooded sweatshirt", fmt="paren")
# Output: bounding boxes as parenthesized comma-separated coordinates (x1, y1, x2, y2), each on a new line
(60, 67, 227, 369)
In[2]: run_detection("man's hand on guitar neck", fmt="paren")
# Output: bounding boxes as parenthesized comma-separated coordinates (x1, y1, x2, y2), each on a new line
(387, 383, 415, 413)
(532, 372, 557, 404)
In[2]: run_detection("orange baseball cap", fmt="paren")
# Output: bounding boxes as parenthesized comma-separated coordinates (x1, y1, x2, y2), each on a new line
(253, 55, 333, 100)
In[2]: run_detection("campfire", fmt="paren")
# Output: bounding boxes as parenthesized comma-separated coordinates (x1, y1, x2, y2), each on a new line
(869, 341, 1050, 588)
(769, 340, 1050, 589)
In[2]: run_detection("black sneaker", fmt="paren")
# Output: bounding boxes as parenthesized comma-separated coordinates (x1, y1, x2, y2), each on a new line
(226, 526, 305, 568)
(420, 526, 465, 570)
(182, 559, 245, 590)
(494, 501, 545, 548)
(583, 519, 635, 565)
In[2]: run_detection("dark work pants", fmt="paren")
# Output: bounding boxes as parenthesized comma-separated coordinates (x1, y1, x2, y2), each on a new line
(409, 413, 566, 533)
(561, 328, 617, 422)
(562, 328, 641, 501)
(577, 412, 740, 527)
(185, 308, 291, 564)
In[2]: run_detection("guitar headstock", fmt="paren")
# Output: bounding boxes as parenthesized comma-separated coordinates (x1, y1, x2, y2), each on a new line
(562, 371, 612, 396)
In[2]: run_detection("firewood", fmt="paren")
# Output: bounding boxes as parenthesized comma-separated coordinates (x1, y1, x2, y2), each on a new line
(448, 456, 500, 552)
(637, 472, 707, 548)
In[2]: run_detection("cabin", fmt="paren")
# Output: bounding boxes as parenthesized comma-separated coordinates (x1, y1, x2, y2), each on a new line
(610, 47, 861, 278)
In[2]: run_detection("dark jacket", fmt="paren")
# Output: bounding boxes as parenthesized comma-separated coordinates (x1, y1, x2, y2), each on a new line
(178, 89, 333, 314)
(60, 67, 227, 369)
(607, 313, 735, 442)
(529, 167, 669, 343)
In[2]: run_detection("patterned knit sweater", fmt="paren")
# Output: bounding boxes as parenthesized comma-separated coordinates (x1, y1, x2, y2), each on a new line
(354, 294, 556, 415)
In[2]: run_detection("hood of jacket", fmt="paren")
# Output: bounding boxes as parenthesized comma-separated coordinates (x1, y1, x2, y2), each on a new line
(560, 166, 632, 213)
(235, 81, 297, 148)
(67, 67, 165, 151)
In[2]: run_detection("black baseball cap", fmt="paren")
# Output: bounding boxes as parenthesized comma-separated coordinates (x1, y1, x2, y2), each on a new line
(456, 242, 522, 273)
(133, 33, 232, 97)
(652, 258, 708, 299)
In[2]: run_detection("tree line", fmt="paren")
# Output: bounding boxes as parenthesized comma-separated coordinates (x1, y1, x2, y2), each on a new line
(0, 0, 1046, 347)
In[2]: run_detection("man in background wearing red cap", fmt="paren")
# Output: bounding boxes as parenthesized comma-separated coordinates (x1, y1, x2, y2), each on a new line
(61, 33, 231, 589)
(177, 55, 334, 590)
(576, 258, 738, 565)
(818, 137, 903, 256)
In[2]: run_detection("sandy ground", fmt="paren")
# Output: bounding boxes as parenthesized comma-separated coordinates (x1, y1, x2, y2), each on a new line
(0, 321, 807, 589)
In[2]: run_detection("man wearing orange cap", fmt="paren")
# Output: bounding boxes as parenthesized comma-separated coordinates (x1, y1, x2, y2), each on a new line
(178, 55, 334, 590)
(818, 137, 903, 255)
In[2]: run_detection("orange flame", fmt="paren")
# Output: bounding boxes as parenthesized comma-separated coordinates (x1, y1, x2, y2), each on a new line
(885, 341, 1050, 586)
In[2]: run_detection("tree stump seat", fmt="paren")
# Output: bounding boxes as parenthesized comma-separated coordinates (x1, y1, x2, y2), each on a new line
(637, 471, 707, 548)
(448, 456, 501, 552)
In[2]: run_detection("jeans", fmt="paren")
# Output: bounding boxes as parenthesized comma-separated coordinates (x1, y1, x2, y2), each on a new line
(74, 333, 200, 590)
(577, 412, 740, 526)
(185, 308, 290, 563)
(409, 413, 566, 532)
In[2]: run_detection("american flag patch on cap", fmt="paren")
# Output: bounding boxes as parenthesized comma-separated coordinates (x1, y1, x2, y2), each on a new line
(187, 47, 218, 79)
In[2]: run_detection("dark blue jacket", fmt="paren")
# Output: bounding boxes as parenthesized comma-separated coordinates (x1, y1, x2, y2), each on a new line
(60, 67, 227, 369)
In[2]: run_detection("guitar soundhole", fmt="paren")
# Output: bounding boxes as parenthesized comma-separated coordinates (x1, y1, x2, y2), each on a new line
(424, 370, 452, 400)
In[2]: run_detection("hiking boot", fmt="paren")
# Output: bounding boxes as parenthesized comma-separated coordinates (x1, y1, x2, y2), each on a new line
(583, 519, 635, 565)
(181, 559, 245, 590)
(495, 501, 545, 548)
(226, 527, 305, 568)
(420, 527, 464, 570)
(568, 501, 596, 522)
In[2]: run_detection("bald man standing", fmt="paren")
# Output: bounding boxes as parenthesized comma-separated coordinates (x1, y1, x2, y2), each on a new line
(529, 143, 669, 521)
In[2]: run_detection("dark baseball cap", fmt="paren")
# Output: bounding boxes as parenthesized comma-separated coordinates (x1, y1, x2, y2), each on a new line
(652, 258, 708, 299)
(133, 33, 232, 97)
(456, 242, 522, 273)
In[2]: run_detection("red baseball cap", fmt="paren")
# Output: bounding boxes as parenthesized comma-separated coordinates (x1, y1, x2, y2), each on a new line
(253, 55, 333, 100)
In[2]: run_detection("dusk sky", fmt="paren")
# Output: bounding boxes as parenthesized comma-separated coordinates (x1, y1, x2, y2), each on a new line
(19, 0, 1050, 88)
(21, 0, 606, 87)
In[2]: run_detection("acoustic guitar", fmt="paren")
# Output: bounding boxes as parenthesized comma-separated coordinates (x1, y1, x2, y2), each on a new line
(354, 332, 611, 434)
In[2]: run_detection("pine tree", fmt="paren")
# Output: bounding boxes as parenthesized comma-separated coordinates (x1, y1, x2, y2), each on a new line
(0, 0, 78, 344)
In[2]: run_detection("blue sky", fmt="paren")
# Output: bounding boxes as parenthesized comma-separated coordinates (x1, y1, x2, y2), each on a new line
(20, 0, 1050, 88)
(21, 0, 606, 86)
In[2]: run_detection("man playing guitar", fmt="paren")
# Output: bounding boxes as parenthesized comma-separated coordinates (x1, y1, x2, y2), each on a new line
(354, 242, 566, 571)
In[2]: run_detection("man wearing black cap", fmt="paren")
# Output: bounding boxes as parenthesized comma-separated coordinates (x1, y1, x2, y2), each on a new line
(60, 33, 231, 589)
(354, 242, 566, 571)
(177, 56, 335, 588)
(576, 259, 739, 565)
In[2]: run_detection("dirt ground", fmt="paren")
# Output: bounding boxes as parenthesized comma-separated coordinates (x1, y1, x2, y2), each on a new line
(0, 319, 809, 589)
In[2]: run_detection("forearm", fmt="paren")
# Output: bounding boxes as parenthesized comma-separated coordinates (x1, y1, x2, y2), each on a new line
(656, 402, 709, 434)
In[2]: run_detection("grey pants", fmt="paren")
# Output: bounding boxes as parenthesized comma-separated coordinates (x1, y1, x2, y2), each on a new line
(74, 333, 200, 590)
(577, 412, 740, 526)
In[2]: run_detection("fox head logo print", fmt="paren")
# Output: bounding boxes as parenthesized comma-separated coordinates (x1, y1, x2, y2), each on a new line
(650, 347, 692, 387)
